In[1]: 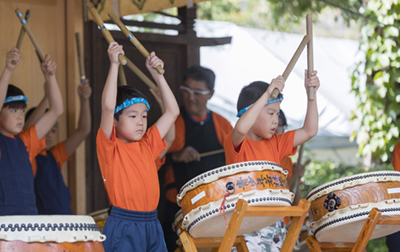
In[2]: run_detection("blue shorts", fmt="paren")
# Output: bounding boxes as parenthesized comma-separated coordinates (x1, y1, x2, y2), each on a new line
(102, 206, 167, 252)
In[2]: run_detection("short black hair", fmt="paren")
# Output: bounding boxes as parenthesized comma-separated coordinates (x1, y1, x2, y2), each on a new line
(184, 65, 215, 91)
(114, 86, 149, 121)
(3, 84, 27, 110)
(279, 109, 287, 127)
(25, 107, 49, 122)
(237, 81, 283, 113)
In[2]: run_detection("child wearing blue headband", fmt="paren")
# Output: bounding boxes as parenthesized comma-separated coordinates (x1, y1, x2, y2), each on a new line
(0, 47, 64, 215)
(96, 42, 179, 252)
(225, 72, 320, 252)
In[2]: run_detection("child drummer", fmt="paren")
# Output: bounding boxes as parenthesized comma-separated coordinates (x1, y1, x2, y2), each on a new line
(96, 42, 179, 251)
(225, 71, 320, 251)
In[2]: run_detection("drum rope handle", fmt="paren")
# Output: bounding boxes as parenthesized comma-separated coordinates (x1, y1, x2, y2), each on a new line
(219, 192, 230, 228)
(219, 182, 236, 228)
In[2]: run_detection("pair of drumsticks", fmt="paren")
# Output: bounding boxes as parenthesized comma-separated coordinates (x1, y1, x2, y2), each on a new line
(14, 9, 55, 75)
(87, 2, 161, 91)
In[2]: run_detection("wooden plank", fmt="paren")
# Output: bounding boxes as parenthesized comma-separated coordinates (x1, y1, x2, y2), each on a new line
(281, 199, 310, 251)
(352, 208, 381, 252)
(218, 199, 248, 252)
(244, 205, 306, 217)
(179, 231, 198, 252)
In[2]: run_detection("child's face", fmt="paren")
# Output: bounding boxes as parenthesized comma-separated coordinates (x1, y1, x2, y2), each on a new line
(0, 107, 25, 135)
(45, 124, 58, 149)
(250, 102, 280, 139)
(114, 103, 148, 143)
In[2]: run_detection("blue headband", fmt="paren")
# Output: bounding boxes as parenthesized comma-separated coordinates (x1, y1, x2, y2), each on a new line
(114, 98, 150, 114)
(4, 95, 28, 104)
(236, 96, 283, 117)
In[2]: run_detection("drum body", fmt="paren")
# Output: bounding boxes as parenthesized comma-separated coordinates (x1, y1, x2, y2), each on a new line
(177, 161, 294, 238)
(307, 171, 400, 243)
(0, 215, 106, 251)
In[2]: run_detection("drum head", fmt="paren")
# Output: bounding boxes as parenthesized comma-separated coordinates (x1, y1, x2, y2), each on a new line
(311, 202, 400, 243)
(183, 189, 292, 238)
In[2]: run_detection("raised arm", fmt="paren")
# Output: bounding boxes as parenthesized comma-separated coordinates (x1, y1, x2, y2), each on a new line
(146, 52, 179, 139)
(231, 76, 285, 147)
(149, 88, 175, 158)
(64, 80, 92, 157)
(35, 55, 64, 140)
(293, 70, 319, 147)
(24, 88, 48, 129)
(0, 48, 22, 111)
(101, 42, 124, 139)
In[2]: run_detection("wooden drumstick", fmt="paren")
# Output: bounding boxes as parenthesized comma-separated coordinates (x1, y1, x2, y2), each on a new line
(15, 8, 54, 75)
(108, 12, 165, 75)
(199, 149, 225, 158)
(75, 32, 86, 82)
(86, 2, 127, 65)
(125, 57, 157, 91)
(11, 9, 31, 65)
(270, 35, 310, 99)
(306, 14, 315, 101)
(118, 64, 127, 86)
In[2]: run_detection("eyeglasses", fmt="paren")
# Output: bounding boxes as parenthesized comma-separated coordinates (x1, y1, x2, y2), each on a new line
(180, 86, 211, 96)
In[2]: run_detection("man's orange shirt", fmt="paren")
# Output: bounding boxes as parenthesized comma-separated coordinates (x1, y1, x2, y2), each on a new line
(96, 124, 166, 212)
(224, 130, 297, 165)
(393, 141, 400, 171)
(18, 125, 46, 167)
(31, 142, 70, 176)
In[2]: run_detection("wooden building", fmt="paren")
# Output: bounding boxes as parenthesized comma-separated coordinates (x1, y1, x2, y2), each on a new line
(0, 0, 230, 215)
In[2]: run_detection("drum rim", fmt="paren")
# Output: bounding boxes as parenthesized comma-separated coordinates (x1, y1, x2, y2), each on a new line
(0, 215, 106, 243)
(307, 171, 400, 201)
(177, 161, 285, 205)
(310, 200, 400, 241)
(182, 188, 293, 236)
(172, 209, 183, 232)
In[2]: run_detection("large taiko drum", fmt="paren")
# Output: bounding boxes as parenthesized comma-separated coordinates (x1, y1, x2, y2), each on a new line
(307, 171, 400, 243)
(177, 161, 294, 238)
(0, 215, 106, 251)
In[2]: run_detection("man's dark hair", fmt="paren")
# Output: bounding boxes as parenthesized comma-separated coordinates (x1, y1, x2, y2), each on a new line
(279, 109, 287, 128)
(114, 86, 149, 121)
(184, 65, 215, 91)
(3, 84, 27, 110)
(237, 81, 283, 113)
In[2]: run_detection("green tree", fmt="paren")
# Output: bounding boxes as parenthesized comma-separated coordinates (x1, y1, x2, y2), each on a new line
(350, 0, 400, 163)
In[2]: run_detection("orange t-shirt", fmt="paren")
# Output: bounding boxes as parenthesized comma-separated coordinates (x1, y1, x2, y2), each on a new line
(31, 142, 70, 177)
(224, 130, 297, 165)
(96, 124, 166, 212)
(18, 125, 46, 167)
(393, 141, 400, 171)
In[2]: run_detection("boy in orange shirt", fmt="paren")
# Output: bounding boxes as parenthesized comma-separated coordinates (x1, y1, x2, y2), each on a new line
(225, 71, 319, 251)
(0, 47, 63, 215)
(24, 80, 91, 214)
(96, 42, 179, 251)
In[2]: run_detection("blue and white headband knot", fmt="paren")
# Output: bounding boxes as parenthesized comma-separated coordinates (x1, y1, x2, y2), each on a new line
(4, 95, 28, 104)
(236, 96, 283, 117)
(114, 98, 150, 114)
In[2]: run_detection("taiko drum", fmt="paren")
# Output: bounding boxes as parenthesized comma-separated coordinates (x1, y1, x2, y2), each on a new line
(0, 215, 105, 251)
(307, 171, 400, 242)
(177, 161, 294, 238)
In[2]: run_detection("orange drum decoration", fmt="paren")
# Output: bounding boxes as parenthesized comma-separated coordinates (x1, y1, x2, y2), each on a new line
(0, 215, 106, 251)
(307, 171, 400, 243)
(177, 161, 294, 238)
